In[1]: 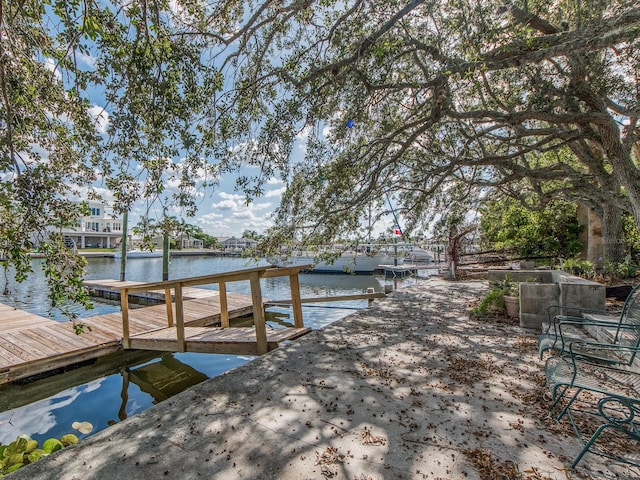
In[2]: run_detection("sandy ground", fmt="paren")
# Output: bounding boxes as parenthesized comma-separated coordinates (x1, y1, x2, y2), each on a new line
(8, 279, 639, 479)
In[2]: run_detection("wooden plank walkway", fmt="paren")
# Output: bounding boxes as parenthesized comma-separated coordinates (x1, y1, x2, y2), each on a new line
(129, 326, 311, 355)
(84, 279, 230, 303)
(0, 286, 257, 385)
(0, 304, 56, 333)
(0, 313, 122, 385)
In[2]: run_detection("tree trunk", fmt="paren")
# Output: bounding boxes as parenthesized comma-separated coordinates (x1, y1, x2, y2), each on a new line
(447, 228, 458, 280)
(600, 203, 625, 264)
(601, 137, 640, 235)
(446, 224, 475, 280)
(578, 205, 602, 264)
(576, 88, 640, 237)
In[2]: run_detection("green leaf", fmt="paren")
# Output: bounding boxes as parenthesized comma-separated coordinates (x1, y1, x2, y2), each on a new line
(5, 438, 28, 456)
(4, 462, 24, 473)
(24, 440, 38, 453)
(42, 439, 63, 454)
(60, 434, 79, 446)
(5, 454, 24, 467)
(26, 449, 46, 464)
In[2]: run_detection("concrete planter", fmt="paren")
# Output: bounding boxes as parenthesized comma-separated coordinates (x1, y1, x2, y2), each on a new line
(487, 270, 606, 329)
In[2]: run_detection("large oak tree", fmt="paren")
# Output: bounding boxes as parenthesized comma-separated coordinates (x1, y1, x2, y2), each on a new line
(209, 0, 640, 261)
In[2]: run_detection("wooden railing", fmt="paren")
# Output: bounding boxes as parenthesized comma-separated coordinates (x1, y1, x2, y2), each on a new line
(265, 292, 386, 306)
(119, 265, 311, 355)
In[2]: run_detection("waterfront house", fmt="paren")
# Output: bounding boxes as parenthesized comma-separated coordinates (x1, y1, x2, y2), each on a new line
(133, 235, 204, 250)
(59, 201, 124, 249)
(179, 236, 204, 249)
(218, 236, 257, 252)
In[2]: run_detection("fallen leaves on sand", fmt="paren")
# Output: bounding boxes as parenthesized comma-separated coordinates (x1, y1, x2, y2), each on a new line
(469, 312, 519, 325)
(463, 448, 552, 480)
(315, 447, 344, 478)
(361, 427, 387, 446)
(514, 335, 537, 351)
(315, 446, 344, 465)
(521, 467, 558, 480)
(445, 349, 498, 384)
(514, 364, 638, 466)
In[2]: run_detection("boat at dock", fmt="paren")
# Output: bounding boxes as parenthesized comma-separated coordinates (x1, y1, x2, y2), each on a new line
(113, 249, 164, 259)
(396, 244, 434, 264)
(269, 247, 404, 274)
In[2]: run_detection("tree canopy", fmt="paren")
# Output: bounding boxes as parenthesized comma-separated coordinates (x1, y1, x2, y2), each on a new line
(211, 0, 639, 260)
(1, 0, 639, 308)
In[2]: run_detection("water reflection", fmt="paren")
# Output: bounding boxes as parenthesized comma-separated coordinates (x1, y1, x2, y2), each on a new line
(0, 384, 85, 444)
(123, 354, 208, 406)
(0, 352, 252, 444)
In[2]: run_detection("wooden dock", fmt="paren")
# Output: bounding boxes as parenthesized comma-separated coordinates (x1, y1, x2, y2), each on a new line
(0, 266, 387, 385)
(0, 291, 254, 385)
(0, 266, 313, 385)
(375, 263, 436, 277)
(0, 305, 122, 385)
(128, 326, 310, 355)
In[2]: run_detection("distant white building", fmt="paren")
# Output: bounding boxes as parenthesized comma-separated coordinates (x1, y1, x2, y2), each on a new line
(218, 237, 257, 252)
(134, 234, 203, 250)
(179, 236, 204, 249)
(59, 201, 124, 249)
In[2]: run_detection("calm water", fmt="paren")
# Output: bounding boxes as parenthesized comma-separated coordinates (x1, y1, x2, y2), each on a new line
(0, 255, 432, 445)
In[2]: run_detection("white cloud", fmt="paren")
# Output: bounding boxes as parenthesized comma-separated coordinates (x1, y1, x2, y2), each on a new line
(230, 209, 273, 228)
(76, 50, 97, 69)
(88, 105, 109, 134)
(0, 386, 83, 444)
(295, 139, 308, 155)
(218, 191, 245, 201)
(94, 186, 115, 200)
(266, 177, 284, 185)
(79, 378, 104, 394)
(264, 187, 285, 198)
(231, 210, 254, 220)
(194, 195, 275, 236)
(251, 201, 273, 211)
(295, 125, 311, 140)
(165, 177, 182, 190)
(173, 160, 215, 184)
(67, 186, 119, 209)
(27, 143, 50, 165)
(228, 140, 258, 155)
(200, 211, 224, 221)
(211, 199, 239, 211)
(166, 204, 183, 216)
(197, 211, 236, 236)
(43, 58, 62, 81)
(169, 0, 180, 14)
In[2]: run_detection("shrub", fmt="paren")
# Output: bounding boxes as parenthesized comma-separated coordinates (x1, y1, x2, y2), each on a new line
(561, 258, 595, 278)
(0, 434, 77, 476)
(472, 286, 507, 315)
